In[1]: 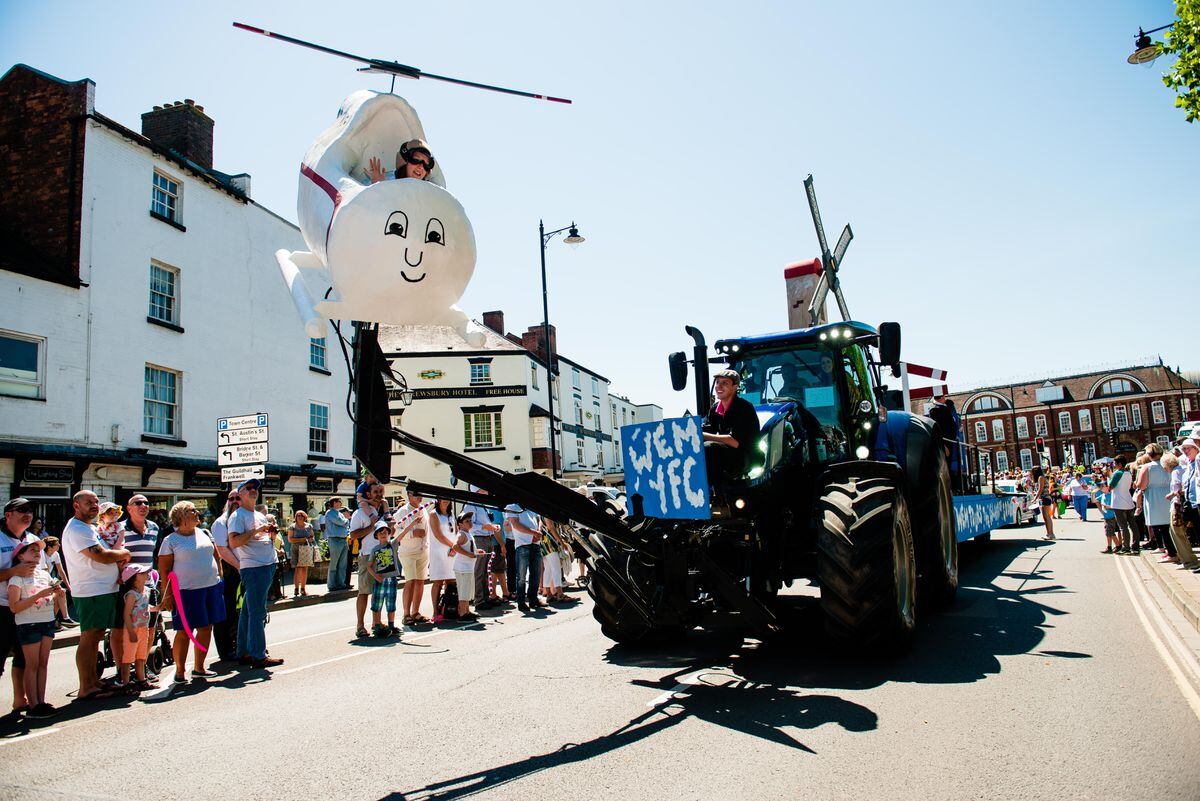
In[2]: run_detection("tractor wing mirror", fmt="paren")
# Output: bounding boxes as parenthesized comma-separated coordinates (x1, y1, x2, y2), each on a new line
(668, 351, 689, 391)
(878, 322, 901, 370)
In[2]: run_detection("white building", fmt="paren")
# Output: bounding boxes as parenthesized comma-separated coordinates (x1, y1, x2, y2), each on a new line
(0, 64, 356, 531)
(382, 311, 660, 489)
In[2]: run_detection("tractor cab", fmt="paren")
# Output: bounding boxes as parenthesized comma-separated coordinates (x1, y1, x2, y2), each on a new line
(696, 321, 895, 496)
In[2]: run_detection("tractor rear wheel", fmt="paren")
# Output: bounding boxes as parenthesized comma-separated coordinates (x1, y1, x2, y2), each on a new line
(911, 445, 958, 606)
(816, 476, 917, 651)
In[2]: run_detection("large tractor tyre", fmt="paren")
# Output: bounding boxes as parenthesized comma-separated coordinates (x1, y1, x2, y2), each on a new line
(910, 444, 959, 606)
(816, 476, 917, 652)
(587, 534, 682, 646)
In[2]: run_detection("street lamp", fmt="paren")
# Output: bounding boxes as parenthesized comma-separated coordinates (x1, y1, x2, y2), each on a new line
(539, 219, 585, 480)
(1127, 23, 1175, 65)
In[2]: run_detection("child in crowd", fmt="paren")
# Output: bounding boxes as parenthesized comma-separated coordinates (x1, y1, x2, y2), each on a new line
(368, 520, 401, 637)
(356, 473, 380, 512)
(6, 539, 63, 719)
(119, 564, 157, 689)
(1097, 485, 1119, 554)
(451, 511, 483, 623)
(40, 537, 78, 629)
(97, 501, 124, 549)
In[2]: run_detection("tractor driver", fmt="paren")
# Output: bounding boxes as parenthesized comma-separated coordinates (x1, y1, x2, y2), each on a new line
(702, 369, 761, 486)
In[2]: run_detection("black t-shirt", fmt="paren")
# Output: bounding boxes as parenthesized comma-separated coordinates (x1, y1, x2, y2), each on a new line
(703, 396, 761, 468)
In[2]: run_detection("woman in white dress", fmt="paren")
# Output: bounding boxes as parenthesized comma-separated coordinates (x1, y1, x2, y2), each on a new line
(428, 499, 458, 620)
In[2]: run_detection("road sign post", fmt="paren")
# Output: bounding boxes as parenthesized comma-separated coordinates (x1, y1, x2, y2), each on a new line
(217, 413, 269, 484)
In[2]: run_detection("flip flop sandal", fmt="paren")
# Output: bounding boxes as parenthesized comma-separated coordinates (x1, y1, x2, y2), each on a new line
(77, 688, 121, 701)
(412, 615, 431, 624)
(356, 627, 370, 638)
(191, 669, 214, 678)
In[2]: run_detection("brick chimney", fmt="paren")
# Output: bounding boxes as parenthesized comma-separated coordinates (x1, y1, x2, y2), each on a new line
(141, 99, 214, 169)
(521, 324, 557, 365)
(482, 310, 505, 335)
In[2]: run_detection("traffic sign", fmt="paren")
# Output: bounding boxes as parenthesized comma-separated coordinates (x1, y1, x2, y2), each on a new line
(218, 441, 269, 466)
(217, 426, 268, 446)
(217, 413, 269, 432)
(221, 464, 266, 483)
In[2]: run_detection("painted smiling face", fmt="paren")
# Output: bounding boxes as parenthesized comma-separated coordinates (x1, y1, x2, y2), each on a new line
(325, 179, 477, 325)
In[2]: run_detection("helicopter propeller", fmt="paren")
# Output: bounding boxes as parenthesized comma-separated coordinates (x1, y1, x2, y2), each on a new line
(233, 22, 573, 104)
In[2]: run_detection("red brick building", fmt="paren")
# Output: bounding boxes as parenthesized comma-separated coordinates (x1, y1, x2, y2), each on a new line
(913, 363, 1200, 473)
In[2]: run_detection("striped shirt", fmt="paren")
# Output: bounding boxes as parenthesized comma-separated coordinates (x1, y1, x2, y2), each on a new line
(119, 520, 159, 567)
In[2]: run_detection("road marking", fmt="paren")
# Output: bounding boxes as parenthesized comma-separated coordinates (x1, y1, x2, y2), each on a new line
(1113, 553, 1200, 722)
(0, 727, 60, 746)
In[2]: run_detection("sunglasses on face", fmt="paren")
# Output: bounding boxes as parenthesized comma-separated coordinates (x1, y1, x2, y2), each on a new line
(10, 507, 33, 515)
(404, 153, 433, 171)
(129, 500, 149, 506)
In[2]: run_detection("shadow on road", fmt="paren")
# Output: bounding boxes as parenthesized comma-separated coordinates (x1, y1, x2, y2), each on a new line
(387, 535, 1065, 801)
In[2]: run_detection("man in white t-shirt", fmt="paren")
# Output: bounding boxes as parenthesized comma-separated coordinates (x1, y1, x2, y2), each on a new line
(394, 488, 430, 625)
(505, 503, 543, 613)
(350, 484, 382, 637)
(1, 497, 41, 711)
(208, 491, 241, 661)
(60, 490, 130, 700)
(226, 480, 282, 668)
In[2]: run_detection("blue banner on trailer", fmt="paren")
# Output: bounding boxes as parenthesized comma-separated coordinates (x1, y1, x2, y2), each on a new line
(621, 416, 711, 520)
(952, 493, 1016, 542)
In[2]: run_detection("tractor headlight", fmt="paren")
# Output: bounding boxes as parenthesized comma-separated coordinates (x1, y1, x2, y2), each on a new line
(855, 446, 870, 459)
(734, 498, 747, 510)
(747, 467, 764, 480)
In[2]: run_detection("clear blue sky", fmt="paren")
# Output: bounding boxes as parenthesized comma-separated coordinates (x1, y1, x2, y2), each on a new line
(3, 1, 1194, 411)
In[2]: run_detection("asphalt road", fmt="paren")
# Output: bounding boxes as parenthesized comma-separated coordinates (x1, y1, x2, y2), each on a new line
(2, 517, 1199, 801)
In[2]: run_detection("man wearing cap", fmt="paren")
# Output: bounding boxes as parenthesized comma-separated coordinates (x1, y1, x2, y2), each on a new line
(119, 494, 159, 569)
(702, 369, 762, 486)
(464, 486, 503, 610)
(208, 491, 242, 661)
(61, 490, 131, 700)
(320, 497, 351, 591)
(505, 502, 543, 613)
(226, 479, 282, 668)
(1, 497, 41, 712)
(349, 486, 383, 637)
(1179, 438, 1200, 572)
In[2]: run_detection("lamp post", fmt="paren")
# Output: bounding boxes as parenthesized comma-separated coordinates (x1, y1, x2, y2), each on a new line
(539, 220, 585, 480)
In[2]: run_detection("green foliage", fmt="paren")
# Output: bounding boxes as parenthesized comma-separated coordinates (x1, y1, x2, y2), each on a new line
(1161, 0, 1200, 122)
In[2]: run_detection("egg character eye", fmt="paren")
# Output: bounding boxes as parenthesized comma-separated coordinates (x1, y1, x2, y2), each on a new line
(384, 210, 409, 238)
(425, 217, 445, 246)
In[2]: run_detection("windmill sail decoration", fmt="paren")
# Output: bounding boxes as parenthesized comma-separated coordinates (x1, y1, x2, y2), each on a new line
(275, 90, 483, 344)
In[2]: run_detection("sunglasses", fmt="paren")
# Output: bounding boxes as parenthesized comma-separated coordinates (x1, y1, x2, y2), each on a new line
(9, 506, 33, 515)
(404, 153, 434, 171)
(129, 500, 149, 506)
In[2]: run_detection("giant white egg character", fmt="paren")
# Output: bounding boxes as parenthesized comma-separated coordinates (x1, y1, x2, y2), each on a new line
(275, 89, 483, 345)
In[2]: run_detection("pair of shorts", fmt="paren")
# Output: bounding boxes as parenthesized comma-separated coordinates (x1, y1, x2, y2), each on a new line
(1039, 496, 1054, 507)
(357, 552, 377, 595)
(173, 582, 226, 631)
(398, 550, 428, 583)
(0, 606, 22, 673)
(454, 571, 475, 602)
(16, 620, 55, 646)
(371, 576, 398, 613)
(123, 626, 150, 662)
(542, 551, 563, 587)
(76, 593, 120, 632)
(489, 547, 507, 574)
(1104, 518, 1118, 537)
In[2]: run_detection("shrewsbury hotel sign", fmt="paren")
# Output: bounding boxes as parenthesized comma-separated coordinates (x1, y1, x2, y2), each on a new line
(388, 385, 526, 402)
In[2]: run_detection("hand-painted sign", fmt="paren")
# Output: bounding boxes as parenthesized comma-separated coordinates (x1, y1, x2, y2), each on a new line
(952, 494, 1015, 542)
(622, 416, 710, 520)
(419, 370, 445, 380)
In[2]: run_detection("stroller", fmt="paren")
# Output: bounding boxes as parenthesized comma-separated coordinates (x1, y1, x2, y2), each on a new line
(96, 571, 174, 682)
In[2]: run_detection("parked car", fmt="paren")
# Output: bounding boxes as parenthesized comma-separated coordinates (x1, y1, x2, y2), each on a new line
(995, 479, 1038, 525)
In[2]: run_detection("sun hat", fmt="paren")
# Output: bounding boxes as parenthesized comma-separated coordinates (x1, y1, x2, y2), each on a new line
(120, 563, 152, 584)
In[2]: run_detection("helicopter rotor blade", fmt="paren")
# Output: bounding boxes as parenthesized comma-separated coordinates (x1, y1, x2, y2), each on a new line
(233, 22, 571, 104)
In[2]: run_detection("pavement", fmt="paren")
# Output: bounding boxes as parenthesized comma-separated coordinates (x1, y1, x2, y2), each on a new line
(1138, 542, 1200, 633)
(3, 517, 1200, 801)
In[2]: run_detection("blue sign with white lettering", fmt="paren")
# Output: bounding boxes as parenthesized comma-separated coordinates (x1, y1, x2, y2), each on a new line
(622, 416, 711, 520)
(952, 494, 1015, 542)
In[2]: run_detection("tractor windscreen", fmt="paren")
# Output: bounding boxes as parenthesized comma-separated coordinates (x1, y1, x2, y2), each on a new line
(730, 347, 840, 428)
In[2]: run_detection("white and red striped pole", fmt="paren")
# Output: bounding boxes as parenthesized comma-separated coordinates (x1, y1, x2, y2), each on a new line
(898, 362, 949, 412)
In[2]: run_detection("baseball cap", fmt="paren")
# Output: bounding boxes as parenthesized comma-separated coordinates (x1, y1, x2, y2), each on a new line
(120, 563, 152, 583)
(4, 497, 33, 514)
(237, 478, 262, 492)
(1181, 438, 1200, 451)
(13, 539, 44, 560)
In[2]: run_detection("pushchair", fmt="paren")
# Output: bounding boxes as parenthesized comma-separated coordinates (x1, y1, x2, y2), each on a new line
(96, 571, 175, 681)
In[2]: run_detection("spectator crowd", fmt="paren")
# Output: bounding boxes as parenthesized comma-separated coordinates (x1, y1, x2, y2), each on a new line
(1, 475, 587, 720)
